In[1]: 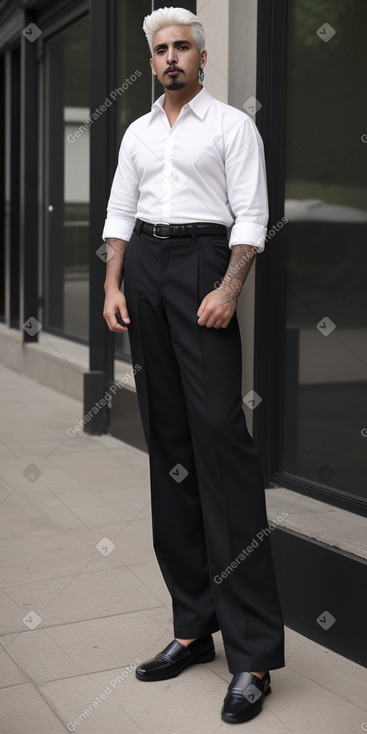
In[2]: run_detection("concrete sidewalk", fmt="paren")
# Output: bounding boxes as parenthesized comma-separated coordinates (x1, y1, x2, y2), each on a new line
(0, 362, 366, 734)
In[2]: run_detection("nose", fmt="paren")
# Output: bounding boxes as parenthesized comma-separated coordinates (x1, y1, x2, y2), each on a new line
(166, 45, 178, 65)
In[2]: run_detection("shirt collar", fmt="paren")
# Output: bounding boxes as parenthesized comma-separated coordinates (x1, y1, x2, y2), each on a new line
(150, 86, 213, 122)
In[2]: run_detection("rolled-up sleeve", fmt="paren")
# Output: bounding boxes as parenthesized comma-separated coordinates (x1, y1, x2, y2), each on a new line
(225, 117, 269, 252)
(101, 128, 139, 242)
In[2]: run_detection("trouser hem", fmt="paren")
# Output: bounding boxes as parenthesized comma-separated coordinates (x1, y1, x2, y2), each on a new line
(173, 624, 221, 639)
(228, 657, 286, 674)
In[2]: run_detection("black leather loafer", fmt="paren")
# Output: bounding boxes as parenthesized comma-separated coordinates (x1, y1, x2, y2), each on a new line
(221, 671, 271, 723)
(135, 636, 215, 681)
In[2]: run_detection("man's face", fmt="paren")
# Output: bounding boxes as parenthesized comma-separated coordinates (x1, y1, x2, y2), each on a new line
(150, 24, 206, 91)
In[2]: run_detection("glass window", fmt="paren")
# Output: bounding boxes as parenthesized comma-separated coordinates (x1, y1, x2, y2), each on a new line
(44, 16, 90, 341)
(114, 0, 152, 360)
(282, 1, 367, 501)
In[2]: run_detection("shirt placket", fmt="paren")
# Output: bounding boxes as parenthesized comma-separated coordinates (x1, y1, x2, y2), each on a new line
(161, 127, 177, 222)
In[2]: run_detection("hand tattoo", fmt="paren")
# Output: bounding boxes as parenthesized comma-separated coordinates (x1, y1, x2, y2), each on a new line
(218, 276, 242, 310)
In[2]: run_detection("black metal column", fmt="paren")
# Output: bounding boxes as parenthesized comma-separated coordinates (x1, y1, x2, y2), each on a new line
(85, 0, 115, 434)
(253, 0, 288, 483)
(20, 12, 39, 343)
(9, 48, 21, 328)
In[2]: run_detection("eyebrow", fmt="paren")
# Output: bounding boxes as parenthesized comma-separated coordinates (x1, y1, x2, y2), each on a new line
(153, 40, 192, 52)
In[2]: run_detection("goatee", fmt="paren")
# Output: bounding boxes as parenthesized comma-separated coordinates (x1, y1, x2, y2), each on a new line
(165, 81, 185, 91)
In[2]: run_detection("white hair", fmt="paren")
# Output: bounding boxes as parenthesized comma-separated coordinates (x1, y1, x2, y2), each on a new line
(143, 6, 205, 55)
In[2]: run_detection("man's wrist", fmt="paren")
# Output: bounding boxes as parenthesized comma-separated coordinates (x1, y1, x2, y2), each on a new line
(219, 275, 243, 297)
(104, 281, 122, 295)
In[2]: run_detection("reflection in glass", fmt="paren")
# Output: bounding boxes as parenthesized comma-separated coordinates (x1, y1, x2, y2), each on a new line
(282, 1, 367, 501)
(45, 17, 90, 341)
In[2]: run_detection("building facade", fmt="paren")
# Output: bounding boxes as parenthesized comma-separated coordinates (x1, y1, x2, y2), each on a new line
(1, 0, 366, 665)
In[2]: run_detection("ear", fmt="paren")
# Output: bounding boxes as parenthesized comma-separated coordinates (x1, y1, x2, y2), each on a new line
(150, 57, 157, 75)
(200, 49, 208, 69)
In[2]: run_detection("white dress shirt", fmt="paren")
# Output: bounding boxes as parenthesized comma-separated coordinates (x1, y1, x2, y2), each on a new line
(102, 86, 269, 251)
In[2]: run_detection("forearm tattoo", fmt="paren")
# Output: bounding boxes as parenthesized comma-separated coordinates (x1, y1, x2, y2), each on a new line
(218, 245, 257, 304)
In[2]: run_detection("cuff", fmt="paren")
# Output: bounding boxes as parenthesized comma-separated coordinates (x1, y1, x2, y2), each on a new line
(229, 222, 268, 252)
(102, 217, 135, 242)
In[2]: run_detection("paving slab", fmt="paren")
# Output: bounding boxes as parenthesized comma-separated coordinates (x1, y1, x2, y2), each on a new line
(0, 682, 67, 733)
(1, 611, 171, 684)
(0, 644, 28, 688)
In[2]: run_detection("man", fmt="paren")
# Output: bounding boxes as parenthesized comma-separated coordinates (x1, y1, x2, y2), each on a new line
(102, 6, 284, 724)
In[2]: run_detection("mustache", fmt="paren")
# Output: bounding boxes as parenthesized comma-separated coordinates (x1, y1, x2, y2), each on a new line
(164, 67, 183, 74)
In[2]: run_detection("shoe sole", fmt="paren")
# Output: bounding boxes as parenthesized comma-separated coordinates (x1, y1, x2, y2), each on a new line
(135, 651, 216, 682)
(221, 685, 271, 723)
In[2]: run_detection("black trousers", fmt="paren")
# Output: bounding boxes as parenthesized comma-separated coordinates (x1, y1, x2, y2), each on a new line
(123, 230, 285, 674)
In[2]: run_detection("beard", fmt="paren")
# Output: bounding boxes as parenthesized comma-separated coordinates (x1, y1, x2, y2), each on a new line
(164, 80, 186, 90)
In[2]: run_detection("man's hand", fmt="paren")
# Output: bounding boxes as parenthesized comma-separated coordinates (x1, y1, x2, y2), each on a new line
(103, 289, 130, 333)
(197, 278, 241, 329)
(196, 244, 258, 328)
(103, 237, 130, 332)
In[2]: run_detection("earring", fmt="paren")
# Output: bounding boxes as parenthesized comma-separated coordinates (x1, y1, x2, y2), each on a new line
(198, 68, 205, 83)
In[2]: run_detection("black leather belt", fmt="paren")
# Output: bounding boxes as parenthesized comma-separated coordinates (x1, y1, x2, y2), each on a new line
(134, 219, 228, 239)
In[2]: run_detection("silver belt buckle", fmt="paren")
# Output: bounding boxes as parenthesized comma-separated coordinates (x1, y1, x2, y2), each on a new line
(152, 222, 171, 239)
